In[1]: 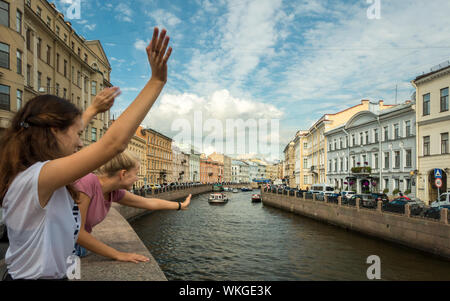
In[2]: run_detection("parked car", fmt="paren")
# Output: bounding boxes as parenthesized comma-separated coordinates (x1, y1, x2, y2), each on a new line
(341, 191, 356, 201)
(347, 194, 375, 208)
(430, 192, 450, 208)
(383, 198, 426, 215)
(371, 193, 390, 205)
(423, 205, 450, 219)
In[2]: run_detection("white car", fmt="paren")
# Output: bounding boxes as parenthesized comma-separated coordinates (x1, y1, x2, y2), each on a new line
(341, 191, 356, 200)
(431, 192, 450, 208)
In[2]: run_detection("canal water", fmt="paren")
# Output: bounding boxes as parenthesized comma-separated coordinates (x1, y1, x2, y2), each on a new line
(132, 190, 450, 281)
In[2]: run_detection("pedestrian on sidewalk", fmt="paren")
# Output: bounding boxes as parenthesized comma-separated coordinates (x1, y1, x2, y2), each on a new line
(74, 150, 191, 262)
(0, 27, 172, 280)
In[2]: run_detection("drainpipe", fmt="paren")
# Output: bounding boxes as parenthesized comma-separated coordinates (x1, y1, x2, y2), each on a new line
(342, 128, 350, 190)
(377, 116, 382, 193)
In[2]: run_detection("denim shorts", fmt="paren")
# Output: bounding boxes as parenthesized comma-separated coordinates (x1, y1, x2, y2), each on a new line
(74, 243, 90, 258)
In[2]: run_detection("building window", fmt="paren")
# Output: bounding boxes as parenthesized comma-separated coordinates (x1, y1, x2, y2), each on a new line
(37, 71, 42, 91)
(394, 123, 400, 139)
(77, 47, 81, 57)
(84, 53, 88, 63)
(0, 0, 9, 27)
(394, 151, 400, 169)
(423, 93, 430, 116)
(359, 132, 363, 145)
(26, 0, 31, 7)
(46, 77, 51, 93)
(91, 127, 97, 142)
(0, 84, 10, 111)
(56, 26, 60, 36)
(26, 64, 31, 86)
(64, 33, 68, 43)
(91, 81, 97, 95)
(46, 17, 51, 27)
(303, 158, 308, 169)
(16, 50, 22, 74)
(27, 29, 32, 51)
(374, 128, 379, 143)
(352, 134, 355, 146)
(442, 133, 449, 154)
(56, 53, 60, 72)
(384, 152, 390, 169)
(56, 83, 59, 96)
(46, 45, 51, 65)
(405, 120, 411, 137)
(77, 71, 81, 86)
(16, 89, 22, 110)
(63, 88, 67, 99)
(0, 42, 9, 69)
(441, 88, 449, 112)
(36, 6, 42, 17)
(405, 149, 412, 168)
(423, 136, 430, 156)
(16, 10, 22, 34)
(384, 126, 389, 141)
(64, 60, 67, 77)
(37, 37, 41, 58)
(374, 153, 379, 169)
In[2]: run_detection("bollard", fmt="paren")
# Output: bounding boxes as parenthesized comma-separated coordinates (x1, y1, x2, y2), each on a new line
(405, 204, 411, 217)
(441, 208, 448, 224)
(313, 193, 316, 201)
(338, 196, 342, 207)
(324, 195, 328, 203)
(356, 198, 360, 211)
(377, 200, 382, 213)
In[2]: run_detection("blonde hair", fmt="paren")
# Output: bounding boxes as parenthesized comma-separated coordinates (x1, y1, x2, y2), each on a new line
(94, 150, 140, 177)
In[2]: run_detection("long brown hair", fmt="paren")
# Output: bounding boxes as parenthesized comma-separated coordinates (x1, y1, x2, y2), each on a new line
(0, 95, 82, 206)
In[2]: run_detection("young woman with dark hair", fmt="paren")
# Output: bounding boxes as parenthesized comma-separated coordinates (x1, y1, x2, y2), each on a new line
(0, 28, 172, 280)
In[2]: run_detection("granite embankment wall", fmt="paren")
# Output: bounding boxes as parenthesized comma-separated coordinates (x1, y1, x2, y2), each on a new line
(262, 189, 450, 260)
(0, 184, 246, 281)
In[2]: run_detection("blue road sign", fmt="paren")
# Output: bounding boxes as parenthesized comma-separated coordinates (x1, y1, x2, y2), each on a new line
(434, 169, 443, 179)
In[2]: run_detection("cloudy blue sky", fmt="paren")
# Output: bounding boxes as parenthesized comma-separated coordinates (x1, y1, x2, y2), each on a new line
(55, 0, 450, 161)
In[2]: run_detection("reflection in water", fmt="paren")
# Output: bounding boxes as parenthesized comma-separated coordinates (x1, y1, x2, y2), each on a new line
(132, 191, 450, 281)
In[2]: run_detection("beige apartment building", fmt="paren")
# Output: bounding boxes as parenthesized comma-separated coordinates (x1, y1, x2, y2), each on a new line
(143, 128, 173, 185)
(208, 152, 232, 182)
(412, 62, 450, 203)
(127, 126, 147, 189)
(0, 0, 112, 144)
(283, 140, 295, 186)
(302, 100, 393, 187)
(293, 130, 308, 189)
(172, 145, 190, 183)
(265, 164, 278, 181)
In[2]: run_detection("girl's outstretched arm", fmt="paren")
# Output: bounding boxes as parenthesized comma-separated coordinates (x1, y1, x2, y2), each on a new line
(38, 28, 172, 208)
(118, 192, 191, 211)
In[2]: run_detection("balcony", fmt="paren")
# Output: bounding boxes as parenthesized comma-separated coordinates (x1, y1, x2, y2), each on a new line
(351, 166, 372, 175)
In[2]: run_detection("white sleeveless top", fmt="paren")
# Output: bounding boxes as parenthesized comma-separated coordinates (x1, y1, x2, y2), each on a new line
(2, 161, 81, 280)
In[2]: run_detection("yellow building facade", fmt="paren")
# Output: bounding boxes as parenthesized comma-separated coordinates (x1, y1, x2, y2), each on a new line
(412, 63, 450, 203)
(0, 0, 112, 143)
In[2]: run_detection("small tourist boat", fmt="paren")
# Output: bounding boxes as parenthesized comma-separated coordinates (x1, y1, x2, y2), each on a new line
(241, 187, 251, 192)
(232, 189, 239, 193)
(208, 193, 228, 204)
(251, 194, 262, 203)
